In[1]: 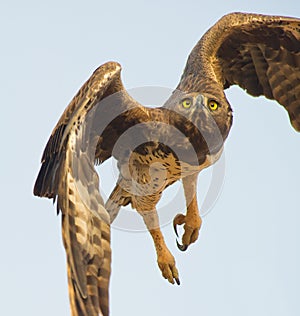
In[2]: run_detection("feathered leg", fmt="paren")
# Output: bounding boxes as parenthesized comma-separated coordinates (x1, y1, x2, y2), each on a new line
(135, 200, 180, 285)
(107, 172, 180, 284)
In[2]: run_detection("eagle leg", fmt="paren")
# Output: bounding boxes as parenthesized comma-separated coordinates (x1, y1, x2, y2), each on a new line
(138, 208, 180, 285)
(173, 173, 202, 251)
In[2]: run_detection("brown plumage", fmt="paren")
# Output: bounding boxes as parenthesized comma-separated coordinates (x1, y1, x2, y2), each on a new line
(34, 12, 300, 315)
(34, 63, 121, 316)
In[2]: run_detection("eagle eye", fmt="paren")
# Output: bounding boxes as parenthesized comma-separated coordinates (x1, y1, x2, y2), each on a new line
(208, 100, 219, 111)
(181, 98, 192, 109)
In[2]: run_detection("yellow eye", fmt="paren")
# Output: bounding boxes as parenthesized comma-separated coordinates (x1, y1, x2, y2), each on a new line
(181, 98, 192, 108)
(208, 100, 219, 111)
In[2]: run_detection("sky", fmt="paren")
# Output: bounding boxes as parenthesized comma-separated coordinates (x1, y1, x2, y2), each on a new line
(1, 1, 300, 315)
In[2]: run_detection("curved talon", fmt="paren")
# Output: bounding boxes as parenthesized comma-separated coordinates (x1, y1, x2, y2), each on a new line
(173, 212, 201, 251)
(176, 239, 188, 252)
(175, 277, 180, 285)
(173, 213, 188, 251)
(173, 213, 186, 237)
(173, 221, 179, 238)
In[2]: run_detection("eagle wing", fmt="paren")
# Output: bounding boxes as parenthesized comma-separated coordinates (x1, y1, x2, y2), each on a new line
(178, 12, 300, 131)
(33, 61, 146, 316)
(34, 61, 148, 199)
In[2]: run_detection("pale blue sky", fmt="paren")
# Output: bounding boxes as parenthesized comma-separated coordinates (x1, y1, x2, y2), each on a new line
(1, 1, 300, 315)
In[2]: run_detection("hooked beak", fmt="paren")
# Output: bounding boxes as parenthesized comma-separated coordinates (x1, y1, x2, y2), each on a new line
(195, 94, 205, 108)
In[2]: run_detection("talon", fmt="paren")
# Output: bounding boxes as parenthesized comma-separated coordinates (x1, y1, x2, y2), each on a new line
(173, 212, 202, 251)
(176, 239, 188, 252)
(175, 277, 180, 285)
(173, 213, 188, 251)
(173, 213, 186, 237)
(173, 221, 179, 238)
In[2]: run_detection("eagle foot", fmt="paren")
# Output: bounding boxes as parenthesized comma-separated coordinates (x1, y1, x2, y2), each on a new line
(173, 213, 202, 251)
(157, 251, 180, 285)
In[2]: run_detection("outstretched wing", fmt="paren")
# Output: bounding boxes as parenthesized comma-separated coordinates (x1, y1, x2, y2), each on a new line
(33, 61, 146, 316)
(34, 62, 148, 198)
(178, 12, 300, 131)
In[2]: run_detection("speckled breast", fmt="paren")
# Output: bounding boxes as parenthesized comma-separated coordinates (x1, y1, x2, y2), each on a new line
(118, 143, 223, 200)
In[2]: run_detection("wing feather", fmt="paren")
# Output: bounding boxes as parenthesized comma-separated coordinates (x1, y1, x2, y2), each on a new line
(58, 126, 111, 315)
(34, 62, 147, 198)
(33, 61, 145, 315)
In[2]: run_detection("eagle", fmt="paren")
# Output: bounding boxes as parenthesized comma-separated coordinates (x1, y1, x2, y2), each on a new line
(34, 12, 300, 316)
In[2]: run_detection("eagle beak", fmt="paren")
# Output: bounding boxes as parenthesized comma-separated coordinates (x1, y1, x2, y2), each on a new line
(196, 94, 205, 107)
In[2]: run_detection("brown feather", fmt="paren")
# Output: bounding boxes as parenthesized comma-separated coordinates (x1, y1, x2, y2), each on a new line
(34, 62, 126, 316)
